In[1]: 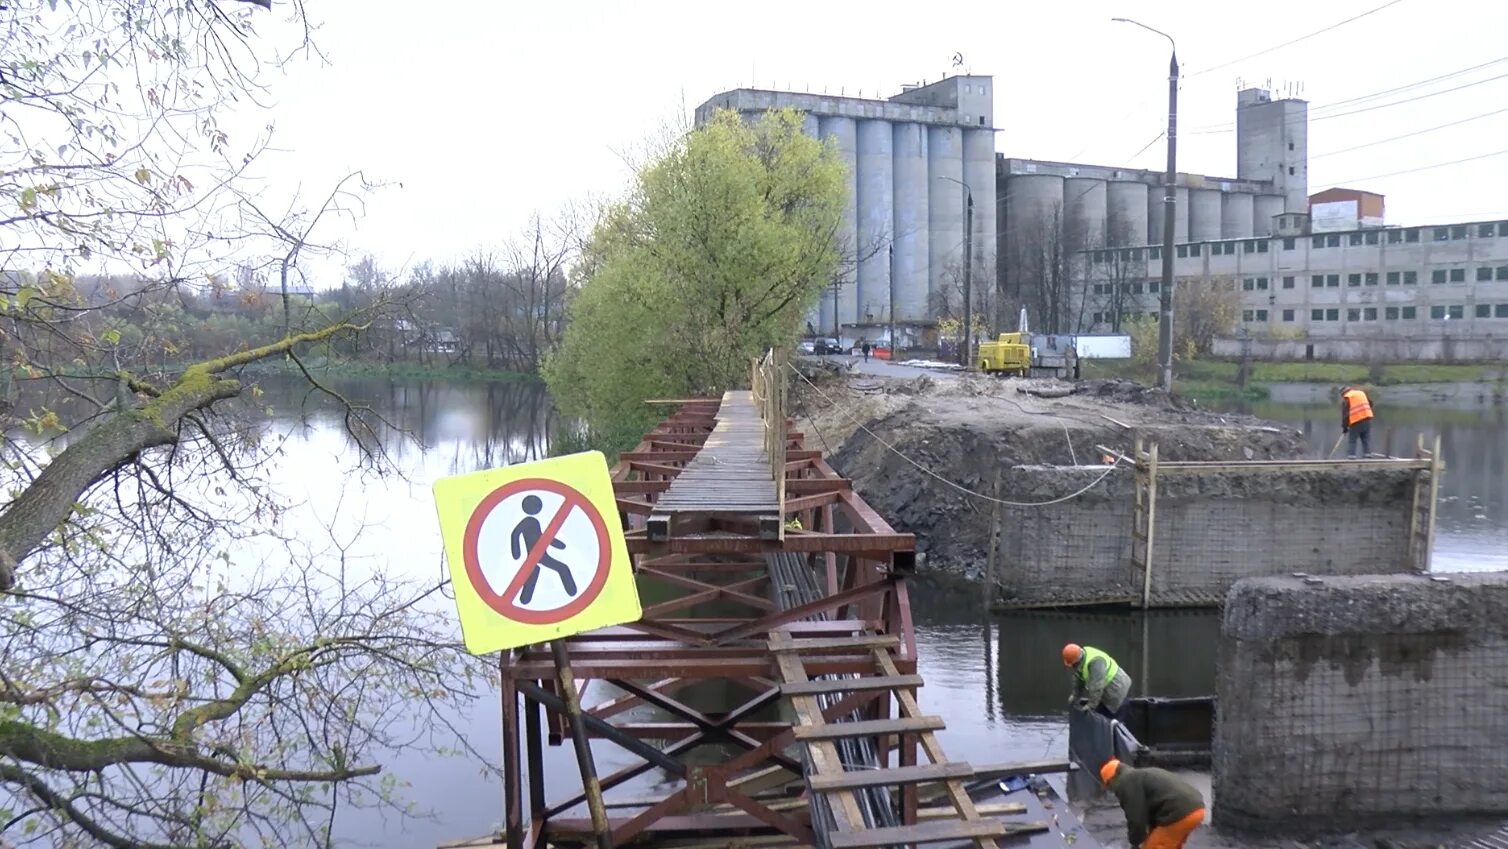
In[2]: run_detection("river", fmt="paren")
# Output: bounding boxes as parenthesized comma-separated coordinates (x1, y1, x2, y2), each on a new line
(215, 377, 1508, 847)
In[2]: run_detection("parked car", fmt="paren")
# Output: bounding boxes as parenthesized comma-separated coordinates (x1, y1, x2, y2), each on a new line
(813, 338, 843, 355)
(796, 339, 817, 354)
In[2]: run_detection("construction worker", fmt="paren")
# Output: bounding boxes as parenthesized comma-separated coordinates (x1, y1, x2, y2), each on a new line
(1062, 643, 1132, 719)
(1339, 385, 1375, 459)
(1099, 759, 1205, 849)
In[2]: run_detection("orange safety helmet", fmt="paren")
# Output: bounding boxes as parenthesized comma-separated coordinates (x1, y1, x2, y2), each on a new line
(1100, 758, 1121, 786)
(1062, 643, 1084, 666)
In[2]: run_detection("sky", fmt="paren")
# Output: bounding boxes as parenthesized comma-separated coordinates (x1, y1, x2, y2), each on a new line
(238, 0, 1508, 284)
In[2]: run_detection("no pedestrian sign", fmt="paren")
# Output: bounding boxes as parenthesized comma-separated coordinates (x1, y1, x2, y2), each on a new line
(433, 451, 641, 655)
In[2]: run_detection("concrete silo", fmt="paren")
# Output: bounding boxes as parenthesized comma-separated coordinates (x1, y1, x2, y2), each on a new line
(891, 123, 930, 323)
(800, 112, 830, 334)
(1107, 181, 1150, 247)
(1254, 194, 1285, 237)
(855, 120, 894, 325)
(1065, 178, 1108, 249)
(962, 128, 997, 307)
(1003, 174, 1064, 304)
(1189, 188, 1223, 242)
(1147, 187, 1188, 244)
(800, 112, 822, 140)
(819, 115, 859, 332)
(927, 127, 963, 312)
(1221, 192, 1255, 239)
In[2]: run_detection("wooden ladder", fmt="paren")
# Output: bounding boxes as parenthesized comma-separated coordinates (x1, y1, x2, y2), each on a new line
(769, 632, 1043, 849)
(1130, 437, 1159, 609)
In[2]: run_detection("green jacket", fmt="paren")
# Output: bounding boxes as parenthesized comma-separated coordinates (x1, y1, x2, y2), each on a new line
(1106, 763, 1204, 847)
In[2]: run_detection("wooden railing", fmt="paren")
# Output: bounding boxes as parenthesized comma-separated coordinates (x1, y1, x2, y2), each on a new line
(752, 348, 787, 532)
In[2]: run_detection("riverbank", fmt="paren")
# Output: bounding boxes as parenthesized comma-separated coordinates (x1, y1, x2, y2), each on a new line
(1083, 358, 1508, 404)
(792, 364, 1307, 582)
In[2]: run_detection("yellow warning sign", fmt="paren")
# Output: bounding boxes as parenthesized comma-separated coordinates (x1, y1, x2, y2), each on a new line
(432, 451, 641, 655)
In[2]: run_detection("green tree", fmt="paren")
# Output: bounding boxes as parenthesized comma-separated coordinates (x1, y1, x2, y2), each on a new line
(544, 108, 845, 448)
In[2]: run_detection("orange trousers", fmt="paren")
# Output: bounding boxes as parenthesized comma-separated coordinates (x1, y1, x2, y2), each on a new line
(1143, 808, 1205, 849)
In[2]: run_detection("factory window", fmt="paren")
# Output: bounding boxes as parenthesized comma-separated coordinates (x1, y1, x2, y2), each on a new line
(1498, 304, 1508, 318)
(1450, 304, 1465, 319)
(1243, 241, 1256, 254)
(1497, 265, 1508, 280)
(1283, 237, 1295, 250)
(1283, 309, 1295, 321)
(1311, 235, 1325, 249)
(1365, 272, 1379, 286)
(1243, 278, 1255, 291)
(1431, 305, 1446, 319)
(1387, 271, 1401, 285)
(1258, 240, 1270, 253)
(979, 116, 986, 126)
(1092, 283, 1107, 295)
(1311, 308, 1324, 321)
(1404, 270, 1418, 284)
(1149, 247, 1161, 260)
(1499, 222, 1508, 237)
(1366, 231, 1379, 245)
(1242, 309, 1254, 322)
(1479, 267, 1493, 282)
(1451, 268, 1466, 282)
(1432, 269, 1448, 284)
(1328, 235, 1341, 247)
(1288, 166, 1295, 175)
(1131, 249, 1144, 261)
(1364, 307, 1377, 321)
(1120, 249, 1133, 262)
(1327, 274, 1340, 287)
(1257, 276, 1269, 290)
(1288, 141, 1295, 151)
(1433, 227, 1450, 242)
(1347, 273, 1362, 287)
(1349, 233, 1364, 246)
(1131, 282, 1144, 294)
(1402, 306, 1417, 319)
(1256, 309, 1269, 321)
(1311, 274, 1324, 288)
(1177, 245, 1188, 258)
(1213, 242, 1233, 255)
(1326, 308, 1339, 321)
(1481, 223, 1497, 238)
(1282, 276, 1295, 289)
(1346, 308, 1360, 322)
(1385, 307, 1400, 320)
(1387, 230, 1403, 244)
(1406, 228, 1420, 243)
(1452, 225, 1468, 240)
(1149, 281, 1161, 293)
(1478, 304, 1492, 318)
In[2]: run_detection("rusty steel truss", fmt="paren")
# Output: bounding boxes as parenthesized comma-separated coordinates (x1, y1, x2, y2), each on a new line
(479, 394, 921, 849)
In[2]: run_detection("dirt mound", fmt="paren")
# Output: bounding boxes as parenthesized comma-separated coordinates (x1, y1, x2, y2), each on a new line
(797, 372, 1308, 580)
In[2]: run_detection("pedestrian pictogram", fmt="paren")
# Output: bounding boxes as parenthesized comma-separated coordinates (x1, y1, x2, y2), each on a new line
(433, 451, 641, 655)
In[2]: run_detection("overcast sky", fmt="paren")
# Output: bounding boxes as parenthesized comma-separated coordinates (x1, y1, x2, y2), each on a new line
(246, 0, 1508, 282)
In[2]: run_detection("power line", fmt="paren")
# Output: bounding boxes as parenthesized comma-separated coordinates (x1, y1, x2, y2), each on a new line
(1189, 70, 1508, 136)
(1326, 148, 1508, 184)
(1310, 105, 1508, 159)
(1186, 0, 1406, 78)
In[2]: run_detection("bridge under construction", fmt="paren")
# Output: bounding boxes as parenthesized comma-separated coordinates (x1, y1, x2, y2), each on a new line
(444, 353, 1090, 849)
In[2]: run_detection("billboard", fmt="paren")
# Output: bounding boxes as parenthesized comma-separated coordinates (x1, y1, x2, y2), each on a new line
(1311, 200, 1359, 233)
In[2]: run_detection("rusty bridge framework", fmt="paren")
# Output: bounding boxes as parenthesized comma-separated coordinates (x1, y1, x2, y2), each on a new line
(450, 352, 1073, 849)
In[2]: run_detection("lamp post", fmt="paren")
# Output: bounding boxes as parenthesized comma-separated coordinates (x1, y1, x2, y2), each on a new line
(939, 176, 974, 367)
(888, 243, 898, 359)
(1113, 17, 1178, 390)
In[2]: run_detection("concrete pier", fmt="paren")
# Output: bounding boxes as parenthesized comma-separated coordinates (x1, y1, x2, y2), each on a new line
(1214, 573, 1508, 832)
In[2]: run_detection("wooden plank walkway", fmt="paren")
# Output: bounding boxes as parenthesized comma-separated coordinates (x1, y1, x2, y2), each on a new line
(655, 390, 779, 514)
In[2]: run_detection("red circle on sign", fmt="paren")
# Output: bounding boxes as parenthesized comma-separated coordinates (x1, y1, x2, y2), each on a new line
(461, 477, 612, 625)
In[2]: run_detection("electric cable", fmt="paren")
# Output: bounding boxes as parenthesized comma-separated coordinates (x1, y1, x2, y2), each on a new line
(1185, 0, 1407, 78)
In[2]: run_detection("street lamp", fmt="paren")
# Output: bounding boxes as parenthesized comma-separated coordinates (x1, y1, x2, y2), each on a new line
(938, 175, 974, 367)
(1112, 17, 1178, 391)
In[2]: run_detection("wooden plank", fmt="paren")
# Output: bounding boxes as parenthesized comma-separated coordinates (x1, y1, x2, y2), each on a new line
(808, 762, 973, 792)
(779, 674, 923, 697)
(918, 802, 1026, 818)
(792, 715, 945, 742)
(826, 819, 1007, 849)
(769, 637, 866, 833)
(767, 635, 899, 652)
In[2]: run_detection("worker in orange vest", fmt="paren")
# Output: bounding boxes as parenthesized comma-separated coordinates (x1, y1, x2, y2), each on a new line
(1100, 759, 1206, 849)
(1339, 385, 1375, 459)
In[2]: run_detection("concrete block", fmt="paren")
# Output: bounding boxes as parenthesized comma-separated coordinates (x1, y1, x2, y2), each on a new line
(1214, 573, 1508, 833)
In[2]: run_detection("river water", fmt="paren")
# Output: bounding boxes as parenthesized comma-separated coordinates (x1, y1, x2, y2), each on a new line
(223, 378, 1508, 848)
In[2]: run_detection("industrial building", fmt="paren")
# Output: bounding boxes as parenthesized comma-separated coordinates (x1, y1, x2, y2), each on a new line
(695, 76, 997, 345)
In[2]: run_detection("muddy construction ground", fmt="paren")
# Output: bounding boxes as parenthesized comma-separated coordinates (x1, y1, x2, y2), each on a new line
(791, 361, 1311, 582)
